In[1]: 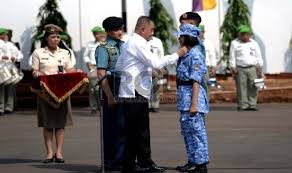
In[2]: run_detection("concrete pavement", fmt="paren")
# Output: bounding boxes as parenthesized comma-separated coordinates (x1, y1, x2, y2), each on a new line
(1, 103, 292, 173)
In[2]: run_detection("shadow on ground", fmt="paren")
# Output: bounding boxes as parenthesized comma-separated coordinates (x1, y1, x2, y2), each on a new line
(0, 158, 41, 164)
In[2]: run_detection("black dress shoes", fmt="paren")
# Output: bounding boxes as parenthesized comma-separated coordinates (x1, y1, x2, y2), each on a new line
(176, 161, 196, 172)
(54, 154, 65, 163)
(138, 163, 165, 172)
(43, 157, 54, 164)
(191, 164, 207, 173)
(4, 110, 13, 114)
(105, 164, 123, 171)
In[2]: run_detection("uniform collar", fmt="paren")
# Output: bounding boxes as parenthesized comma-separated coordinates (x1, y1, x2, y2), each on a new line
(133, 33, 148, 45)
(106, 37, 123, 47)
(183, 46, 197, 58)
(44, 46, 61, 51)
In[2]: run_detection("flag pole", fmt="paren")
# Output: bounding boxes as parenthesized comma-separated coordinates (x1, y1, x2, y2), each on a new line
(216, 0, 224, 70)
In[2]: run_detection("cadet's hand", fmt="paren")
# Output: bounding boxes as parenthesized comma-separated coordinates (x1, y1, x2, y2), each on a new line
(108, 96, 117, 109)
(189, 104, 198, 117)
(176, 46, 188, 57)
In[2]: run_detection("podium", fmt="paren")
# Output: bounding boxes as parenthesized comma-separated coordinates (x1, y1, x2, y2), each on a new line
(31, 72, 89, 108)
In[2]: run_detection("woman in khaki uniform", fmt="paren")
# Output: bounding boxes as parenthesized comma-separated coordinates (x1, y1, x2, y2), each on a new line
(31, 24, 81, 163)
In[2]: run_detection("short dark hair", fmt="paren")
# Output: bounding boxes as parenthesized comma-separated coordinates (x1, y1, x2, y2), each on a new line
(181, 35, 199, 47)
(135, 16, 153, 32)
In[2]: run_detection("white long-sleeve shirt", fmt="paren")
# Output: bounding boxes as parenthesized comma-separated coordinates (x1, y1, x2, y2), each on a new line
(229, 38, 263, 68)
(83, 41, 100, 65)
(0, 40, 23, 62)
(116, 33, 179, 99)
(204, 39, 217, 67)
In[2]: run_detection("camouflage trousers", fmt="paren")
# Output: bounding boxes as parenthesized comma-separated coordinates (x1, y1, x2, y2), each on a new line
(180, 111, 209, 165)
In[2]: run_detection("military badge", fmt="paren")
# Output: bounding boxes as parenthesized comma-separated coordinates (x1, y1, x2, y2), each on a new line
(194, 64, 200, 71)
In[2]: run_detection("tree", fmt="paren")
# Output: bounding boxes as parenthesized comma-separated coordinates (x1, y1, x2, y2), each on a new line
(31, 0, 72, 52)
(149, 0, 177, 54)
(220, 0, 251, 67)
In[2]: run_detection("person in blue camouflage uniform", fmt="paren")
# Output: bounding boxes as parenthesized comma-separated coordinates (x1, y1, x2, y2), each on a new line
(179, 12, 205, 57)
(175, 24, 209, 173)
(179, 12, 207, 92)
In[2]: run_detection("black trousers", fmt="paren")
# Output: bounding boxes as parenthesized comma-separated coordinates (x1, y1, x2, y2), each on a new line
(102, 77, 125, 166)
(122, 92, 153, 168)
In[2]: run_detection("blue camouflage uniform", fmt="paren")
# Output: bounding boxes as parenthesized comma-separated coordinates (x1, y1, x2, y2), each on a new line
(95, 37, 125, 166)
(176, 24, 209, 165)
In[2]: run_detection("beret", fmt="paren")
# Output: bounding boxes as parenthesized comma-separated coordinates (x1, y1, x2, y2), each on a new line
(91, 26, 106, 34)
(44, 24, 63, 34)
(102, 16, 124, 31)
(179, 12, 201, 23)
(237, 25, 251, 33)
(0, 27, 8, 35)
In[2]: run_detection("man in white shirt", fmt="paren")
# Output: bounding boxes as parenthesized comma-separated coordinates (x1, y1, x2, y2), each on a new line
(229, 25, 263, 111)
(116, 16, 187, 173)
(83, 26, 106, 114)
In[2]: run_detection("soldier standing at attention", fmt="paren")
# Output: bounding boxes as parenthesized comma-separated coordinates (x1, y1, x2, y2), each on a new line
(83, 26, 106, 114)
(175, 24, 209, 173)
(229, 25, 263, 111)
(95, 16, 125, 171)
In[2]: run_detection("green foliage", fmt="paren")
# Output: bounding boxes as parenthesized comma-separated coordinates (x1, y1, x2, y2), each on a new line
(220, 0, 251, 66)
(149, 0, 177, 54)
(31, 0, 72, 53)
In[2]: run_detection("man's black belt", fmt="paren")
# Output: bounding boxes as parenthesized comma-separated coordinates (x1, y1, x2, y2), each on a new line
(237, 65, 255, 68)
(176, 79, 194, 86)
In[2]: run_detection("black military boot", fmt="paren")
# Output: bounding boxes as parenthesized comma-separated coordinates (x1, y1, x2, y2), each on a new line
(176, 161, 196, 172)
(191, 164, 207, 173)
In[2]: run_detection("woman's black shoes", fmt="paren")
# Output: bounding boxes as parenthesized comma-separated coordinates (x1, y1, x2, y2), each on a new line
(43, 154, 65, 163)
(43, 157, 54, 163)
(55, 156, 65, 163)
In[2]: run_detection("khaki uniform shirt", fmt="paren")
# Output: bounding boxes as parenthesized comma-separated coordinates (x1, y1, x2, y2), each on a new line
(32, 47, 74, 75)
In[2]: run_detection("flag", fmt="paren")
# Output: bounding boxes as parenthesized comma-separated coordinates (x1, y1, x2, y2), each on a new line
(193, 0, 217, 12)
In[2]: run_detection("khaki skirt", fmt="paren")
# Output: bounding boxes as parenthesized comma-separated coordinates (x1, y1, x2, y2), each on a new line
(37, 97, 73, 128)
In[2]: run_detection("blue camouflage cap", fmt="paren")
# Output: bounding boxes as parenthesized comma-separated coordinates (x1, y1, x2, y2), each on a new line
(177, 24, 200, 38)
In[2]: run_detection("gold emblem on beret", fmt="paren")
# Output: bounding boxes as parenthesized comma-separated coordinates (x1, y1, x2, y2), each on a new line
(182, 13, 188, 19)
(44, 24, 63, 34)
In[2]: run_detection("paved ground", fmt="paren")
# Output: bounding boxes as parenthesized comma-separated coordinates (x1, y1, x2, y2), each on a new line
(1, 103, 292, 173)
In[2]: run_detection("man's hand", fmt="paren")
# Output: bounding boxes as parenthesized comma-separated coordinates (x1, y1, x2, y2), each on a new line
(107, 96, 117, 109)
(230, 68, 238, 77)
(87, 63, 95, 71)
(256, 65, 262, 78)
(209, 66, 216, 77)
(176, 46, 188, 57)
